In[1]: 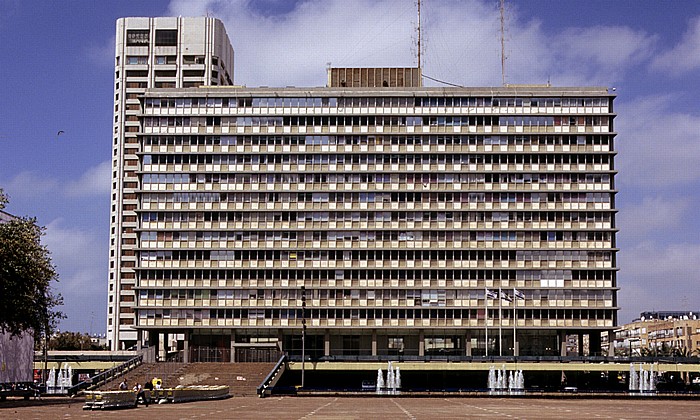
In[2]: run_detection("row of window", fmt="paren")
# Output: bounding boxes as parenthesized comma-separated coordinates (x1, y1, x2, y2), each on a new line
(125, 55, 201, 65)
(140, 249, 612, 262)
(141, 153, 612, 166)
(138, 307, 615, 320)
(138, 211, 611, 224)
(144, 96, 610, 109)
(137, 268, 613, 281)
(144, 115, 609, 128)
(141, 191, 612, 204)
(141, 171, 610, 186)
(142, 134, 612, 147)
(138, 287, 613, 301)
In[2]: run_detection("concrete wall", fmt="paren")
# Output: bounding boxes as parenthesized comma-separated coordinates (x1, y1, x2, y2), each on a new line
(0, 331, 34, 383)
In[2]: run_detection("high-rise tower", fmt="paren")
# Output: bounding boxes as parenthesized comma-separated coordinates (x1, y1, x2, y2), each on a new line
(108, 17, 234, 350)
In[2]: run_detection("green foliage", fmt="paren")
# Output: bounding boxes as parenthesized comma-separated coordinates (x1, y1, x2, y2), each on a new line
(0, 188, 64, 337)
(49, 331, 106, 350)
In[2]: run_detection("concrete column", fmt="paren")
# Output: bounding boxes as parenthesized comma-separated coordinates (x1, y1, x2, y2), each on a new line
(136, 329, 143, 351)
(230, 332, 236, 363)
(589, 331, 601, 356)
(418, 330, 425, 357)
(183, 332, 189, 363)
(514, 341, 520, 357)
(371, 330, 377, 356)
(324, 330, 330, 357)
(159, 332, 166, 361)
(559, 332, 567, 357)
(465, 331, 472, 356)
(578, 333, 585, 356)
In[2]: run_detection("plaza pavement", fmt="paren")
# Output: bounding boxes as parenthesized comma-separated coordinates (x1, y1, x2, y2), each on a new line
(2, 395, 699, 419)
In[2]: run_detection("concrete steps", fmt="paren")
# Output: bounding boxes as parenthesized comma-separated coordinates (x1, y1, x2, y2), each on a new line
(98, 362, 276, 396)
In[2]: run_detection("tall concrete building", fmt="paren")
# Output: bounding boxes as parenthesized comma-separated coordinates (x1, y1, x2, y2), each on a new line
(108, 17, 234, 350)
(109, 18, 618, 358)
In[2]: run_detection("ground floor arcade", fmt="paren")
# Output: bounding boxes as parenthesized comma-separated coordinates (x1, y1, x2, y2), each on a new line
(137, 328, 613, 363)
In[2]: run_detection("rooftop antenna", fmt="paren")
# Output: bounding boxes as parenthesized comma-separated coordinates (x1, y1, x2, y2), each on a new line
(417, 0, 422, 70)
(500, 0, 507, 86)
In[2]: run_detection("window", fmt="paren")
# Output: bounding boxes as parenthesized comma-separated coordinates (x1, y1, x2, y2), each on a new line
(126, 56, 148, 65)
(155, 55, 176, 65)
(155, 29, 178, 46)
(126, 29, 149, 46)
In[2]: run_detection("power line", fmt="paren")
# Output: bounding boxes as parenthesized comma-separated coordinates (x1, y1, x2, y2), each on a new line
(421, 73, 464, 87)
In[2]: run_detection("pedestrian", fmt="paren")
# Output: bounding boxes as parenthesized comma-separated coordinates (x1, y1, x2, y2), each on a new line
(119, 378, 128, 390)
(144, 379, 154, 404)
(133, 382, 148, 407)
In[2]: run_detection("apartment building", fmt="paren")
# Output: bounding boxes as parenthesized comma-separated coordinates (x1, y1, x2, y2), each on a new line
(614, 312, 700, 356)
(108, 17, 234, 350)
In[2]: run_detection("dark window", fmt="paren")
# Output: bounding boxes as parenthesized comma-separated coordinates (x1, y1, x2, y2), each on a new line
(155, 29, 178, 46)
(126, 30, 149, 46)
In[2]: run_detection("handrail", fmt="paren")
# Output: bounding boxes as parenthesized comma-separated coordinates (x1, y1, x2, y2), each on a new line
(67, 354, 142, 396)
(257, 354, 287, 398)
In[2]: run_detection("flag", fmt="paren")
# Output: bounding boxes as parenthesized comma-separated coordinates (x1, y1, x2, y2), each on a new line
(500, 291, 513, 302)
(514, 289, 525, 300)
(486, 289, 498, 299)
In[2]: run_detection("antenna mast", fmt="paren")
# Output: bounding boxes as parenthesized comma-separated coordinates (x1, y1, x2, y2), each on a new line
(417, 0, 422, 70)
(500, 0, 506, 86)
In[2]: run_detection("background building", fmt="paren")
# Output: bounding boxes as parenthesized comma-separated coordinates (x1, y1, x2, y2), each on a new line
(108, 17, 234, 350)
(109, 18, 618, 358)
(614, 311, 700, 356)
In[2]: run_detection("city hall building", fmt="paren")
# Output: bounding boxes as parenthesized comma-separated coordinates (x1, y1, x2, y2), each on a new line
(109, 18, 618, 360)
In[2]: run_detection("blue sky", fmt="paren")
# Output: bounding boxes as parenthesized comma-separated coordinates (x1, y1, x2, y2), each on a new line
(2, 0, 700, 333)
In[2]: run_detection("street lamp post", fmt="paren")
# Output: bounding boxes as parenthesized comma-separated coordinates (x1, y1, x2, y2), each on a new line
(300, 286, 306, 389)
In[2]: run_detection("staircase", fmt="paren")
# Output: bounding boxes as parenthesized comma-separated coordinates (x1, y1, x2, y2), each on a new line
(98, 362, 276, 396)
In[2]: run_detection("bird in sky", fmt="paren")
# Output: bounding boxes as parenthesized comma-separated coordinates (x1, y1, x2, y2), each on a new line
(57, 130, 65, 137)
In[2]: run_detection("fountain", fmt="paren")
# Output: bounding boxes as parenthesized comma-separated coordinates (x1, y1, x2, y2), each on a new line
(629, 364, 656, 394)
(487, 366, 524, 395)
(47, 368, 56, 394)
(376, 362, 401, 395)
(376, 369, 385, 394)
(487, 366, 496, 390)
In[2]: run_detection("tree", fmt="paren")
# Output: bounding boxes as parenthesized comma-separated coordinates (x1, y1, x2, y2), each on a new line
(49, 331, 106, 350)
(0, 188, 63, 338)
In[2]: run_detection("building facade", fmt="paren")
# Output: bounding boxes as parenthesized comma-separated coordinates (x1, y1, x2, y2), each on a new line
(108, 17, 234, 350)
(131, 83, 618, 360)
(109, 18, 618, 358)
(614, 312, 700, 356)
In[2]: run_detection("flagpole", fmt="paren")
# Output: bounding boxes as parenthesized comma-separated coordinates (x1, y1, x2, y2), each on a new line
(499, 287, 503, 357)
(485, 287, 488, 357)
(513, 287, 517, 357)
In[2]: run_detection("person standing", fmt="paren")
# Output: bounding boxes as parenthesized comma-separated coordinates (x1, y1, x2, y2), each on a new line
(133, 382, 148, 407)
(119, 378, 128, 390)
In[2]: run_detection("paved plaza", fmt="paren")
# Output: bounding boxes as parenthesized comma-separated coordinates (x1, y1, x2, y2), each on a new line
(3, 395, 700, 420)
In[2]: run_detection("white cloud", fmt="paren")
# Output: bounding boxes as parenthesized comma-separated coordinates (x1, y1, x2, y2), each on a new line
(85, 35, 116, 68)
(167, 0, 653, 88)
(2, 161, 111, 202)
(43, 218, 108, 333)
(550, 26, 656, 84)
(615, 96, 700, 187)
(651, 16, 700, 75)
(617, 195, 690, 239)
(2, 171, 58, 200)
(64, 161, 111, 197)
(618, 241, 700, 322)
